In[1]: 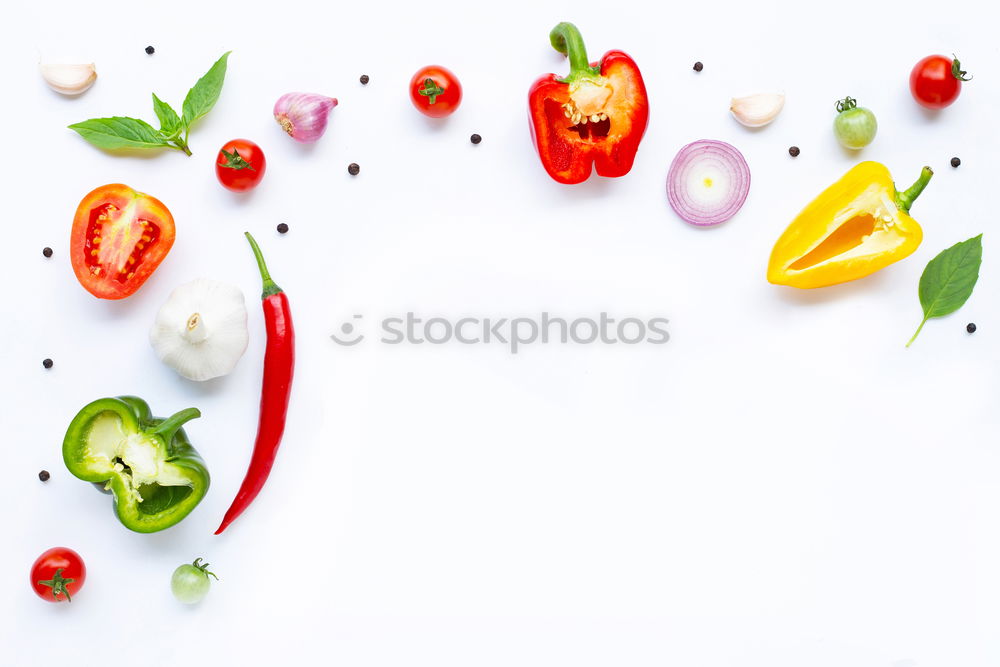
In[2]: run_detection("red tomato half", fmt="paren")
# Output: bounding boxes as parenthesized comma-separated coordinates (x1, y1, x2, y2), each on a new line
(216, 138, 267, 192)
(409, 65, 462, 118)
(30, 547, 86, 603)
(70, 184, 175, 300)
(910, 54, 969, 109)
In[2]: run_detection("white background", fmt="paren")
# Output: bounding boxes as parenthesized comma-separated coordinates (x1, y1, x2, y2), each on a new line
(2, 0, 998, 665)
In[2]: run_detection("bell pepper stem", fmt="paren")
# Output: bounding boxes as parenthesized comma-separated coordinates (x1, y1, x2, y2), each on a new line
(151, 407, 201, 443)
(245, 232, 283, 298)
(895, 166, 934, 213)
(549, 22, 600, 80)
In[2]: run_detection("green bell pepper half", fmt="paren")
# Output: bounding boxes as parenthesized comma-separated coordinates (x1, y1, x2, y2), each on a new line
(62, 396, 210, 533)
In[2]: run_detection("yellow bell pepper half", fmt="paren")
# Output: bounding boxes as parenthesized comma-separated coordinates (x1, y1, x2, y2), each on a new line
(767, 162, 933, 289)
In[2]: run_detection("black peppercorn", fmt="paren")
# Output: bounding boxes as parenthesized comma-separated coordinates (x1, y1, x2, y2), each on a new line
(788, 146, 800, 157)
(967, 322, 977, 333)
(348, 163, 360, 176)
(360, 74, 370, 85)
(951, 157, 961, 168)
(42, 358, 53, 369)
(470, 133, 482, 145)
(693, 61, 704, 72)
(39, 470, 50, 482)
(42, 247, 53, 258)
(145, 45, 155, 55)
(277, 223, 289, 234)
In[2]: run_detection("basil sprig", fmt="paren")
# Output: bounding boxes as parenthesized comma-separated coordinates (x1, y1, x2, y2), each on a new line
(69, 52, 231, 156)
(906, 234, 983, 347)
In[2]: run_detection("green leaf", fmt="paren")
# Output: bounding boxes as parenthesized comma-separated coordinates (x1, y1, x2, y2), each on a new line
(906, 234, 983, 347)
(152, 93, 181, 136)
(68, 117, 170, 150)
(181, 51, 231, 129)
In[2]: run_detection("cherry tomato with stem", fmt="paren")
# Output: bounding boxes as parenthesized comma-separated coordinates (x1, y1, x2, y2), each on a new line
(31, 547, 86, 603)
(409, 65, 462, 118)
(910, 54, 972, 109)
(216, 139, 267, 192)
(833, 96, 877, 150)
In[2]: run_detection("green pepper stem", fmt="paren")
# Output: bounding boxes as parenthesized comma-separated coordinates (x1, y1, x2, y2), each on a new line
(151, 408, 201, 442)
(244, 232, 283, 298)
(895, 166, 934, 213)
(549, 22, 599, 80)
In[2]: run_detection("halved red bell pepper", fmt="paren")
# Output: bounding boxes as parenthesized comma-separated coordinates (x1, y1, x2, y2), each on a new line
(528, 22, 649, 185)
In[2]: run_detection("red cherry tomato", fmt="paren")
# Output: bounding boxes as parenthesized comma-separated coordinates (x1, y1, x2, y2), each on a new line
(409, 65, 462, 118)
(910, 54, 971, 109)
(216, 139, 267, 192)
(71, 183, 175, 300)
(30, 547, 86, 603)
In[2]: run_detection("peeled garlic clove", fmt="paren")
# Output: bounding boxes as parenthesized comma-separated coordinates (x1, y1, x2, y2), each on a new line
(730, 93, 785, 128)
(150, 279, 249, 382)
(40, 63, 97, 96)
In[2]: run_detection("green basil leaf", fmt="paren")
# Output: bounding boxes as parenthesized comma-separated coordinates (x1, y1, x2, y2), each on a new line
(906, 234, 983, 347)
(152, 93, 181, 136)
(68, 116, 170, 150)
(181, 51, 231, 129)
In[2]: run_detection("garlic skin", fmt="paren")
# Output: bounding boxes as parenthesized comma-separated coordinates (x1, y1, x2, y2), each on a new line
(730, 93, 785, 128)
(273, 92, 338, 143)
(150, 279, 249, 382)
(40, 63, 97, 96)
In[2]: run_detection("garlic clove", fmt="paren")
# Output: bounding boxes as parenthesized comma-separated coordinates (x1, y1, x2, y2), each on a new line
(730, 92, 785, 128)
(150, 279, 249, 382)
(40, 63, 97, 96)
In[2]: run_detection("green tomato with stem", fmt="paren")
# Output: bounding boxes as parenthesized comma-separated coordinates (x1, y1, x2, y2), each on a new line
(833, 96, 877, 150)
(171, 557, 218, 604)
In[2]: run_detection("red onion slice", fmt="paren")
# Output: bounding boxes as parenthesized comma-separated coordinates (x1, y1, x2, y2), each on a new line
(666, 140, 751, 227)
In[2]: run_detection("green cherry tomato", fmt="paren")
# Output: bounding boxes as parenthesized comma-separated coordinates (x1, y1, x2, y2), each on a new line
(170, 557, 218, 604)
(833, 96, 877, 150)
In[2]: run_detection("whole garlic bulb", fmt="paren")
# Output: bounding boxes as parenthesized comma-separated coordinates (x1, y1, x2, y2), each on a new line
(730, 93, 785, 128)
(150, 279, 249, 381)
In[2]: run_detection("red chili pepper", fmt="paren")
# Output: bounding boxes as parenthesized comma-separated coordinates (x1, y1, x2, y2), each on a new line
(215, 233, 295, 534)
(528, 22, 649, 184)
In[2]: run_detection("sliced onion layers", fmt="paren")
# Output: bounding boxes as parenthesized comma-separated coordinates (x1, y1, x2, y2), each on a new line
(666, 140, 751, 227)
